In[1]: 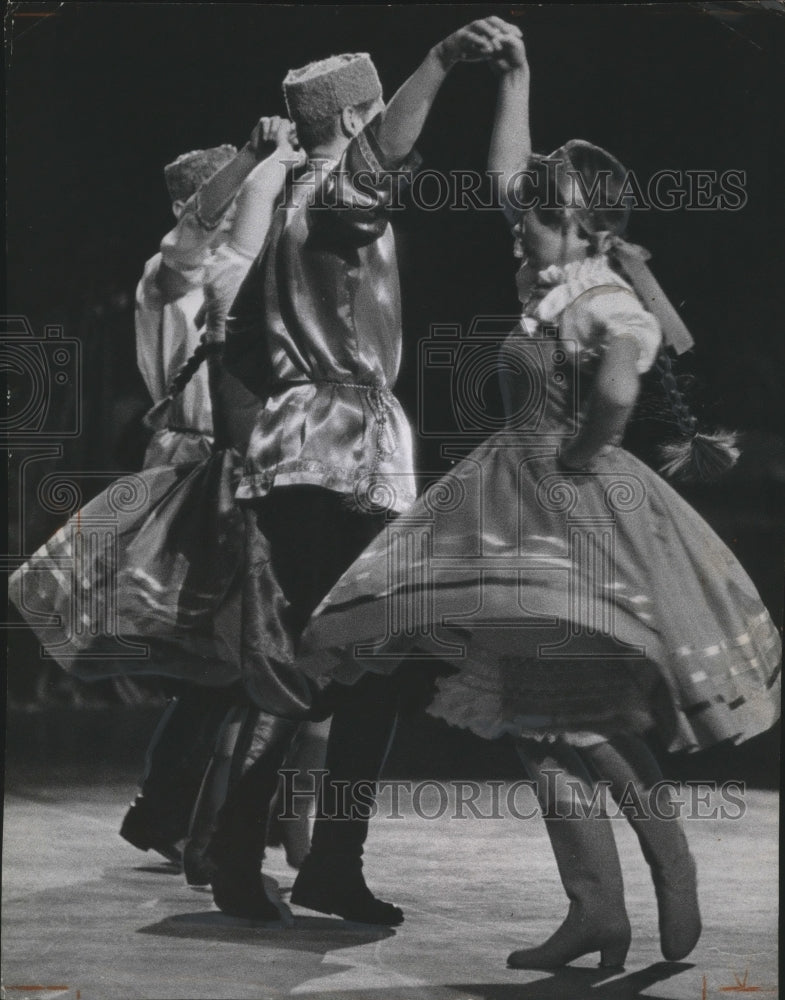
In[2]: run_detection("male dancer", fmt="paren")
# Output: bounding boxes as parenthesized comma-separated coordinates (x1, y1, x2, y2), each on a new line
(211, 17, 522, 923)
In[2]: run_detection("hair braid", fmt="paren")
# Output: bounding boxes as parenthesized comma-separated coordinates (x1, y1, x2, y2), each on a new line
(166, 339, 223, 398)
(142, 338, 223, 433)
(653, 349, 698, 436)
(653, 347, 739, 481)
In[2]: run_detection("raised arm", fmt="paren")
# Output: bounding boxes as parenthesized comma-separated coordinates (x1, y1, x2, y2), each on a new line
(194, 116, 281, 225)
(155, 116, 283, 302)
(487, 31, 531, 213)
(375, 17, 523, 164)
(227, 117, 305, 260)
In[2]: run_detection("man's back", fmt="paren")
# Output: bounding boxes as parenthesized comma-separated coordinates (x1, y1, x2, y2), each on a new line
(227, 125, 419, 512)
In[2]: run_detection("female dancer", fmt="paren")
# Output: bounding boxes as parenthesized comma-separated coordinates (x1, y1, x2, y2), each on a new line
(295, 34, 781, 968)
(7, 119, 300, 713)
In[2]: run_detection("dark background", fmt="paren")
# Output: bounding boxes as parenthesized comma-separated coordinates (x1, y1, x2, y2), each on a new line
(5, 2, 783, 783)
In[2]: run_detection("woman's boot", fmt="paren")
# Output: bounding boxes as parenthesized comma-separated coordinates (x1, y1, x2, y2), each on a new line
(509, 738, 631, 970)
(583, 735, 701, 962)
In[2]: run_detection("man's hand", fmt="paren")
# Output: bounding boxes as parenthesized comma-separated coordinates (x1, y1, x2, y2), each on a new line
(247, 116, 299, 162)
(434, 17, 522, 70)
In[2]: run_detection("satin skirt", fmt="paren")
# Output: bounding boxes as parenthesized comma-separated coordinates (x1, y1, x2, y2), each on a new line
(9, 450, 317, 717)
(297, 441, 781, 751)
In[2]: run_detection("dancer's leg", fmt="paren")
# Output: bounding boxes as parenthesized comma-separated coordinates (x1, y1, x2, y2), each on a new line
(508, 736, 631, 969)
(182, 702, 250, 885)
(208, 487, 398, 922)
(581, 734, 701, 961)
(206, 709, 301, 919)
(120, 683, 236, 863)
(290, 672, 403, 924)
(267, 717, 331, 870)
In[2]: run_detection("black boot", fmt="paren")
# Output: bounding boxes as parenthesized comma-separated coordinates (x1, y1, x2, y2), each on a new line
(291, 854, 403, 925)
(290, 673, 403, 926)
(205, 711, 299, 920)
(183, 705, 248, 886)
(121, 686, 235, 865)
(120, 796, 183, 865)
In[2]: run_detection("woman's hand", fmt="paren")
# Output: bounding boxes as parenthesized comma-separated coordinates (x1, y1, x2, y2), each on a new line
(557, 442, 616, 473)
(490, 30, 529, 75)
(434, 17, 522, 69)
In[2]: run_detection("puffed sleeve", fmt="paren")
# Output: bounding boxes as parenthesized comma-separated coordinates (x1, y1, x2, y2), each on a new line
(564, 287, 663, 374)
(159, 190, 227, 287)
(202, 244, 256, 345)
(308, 113, 422, 248)
(135, 255, 167, 401)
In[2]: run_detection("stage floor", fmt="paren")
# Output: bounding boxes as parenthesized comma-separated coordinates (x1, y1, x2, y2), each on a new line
(2, 779, 778, 1000)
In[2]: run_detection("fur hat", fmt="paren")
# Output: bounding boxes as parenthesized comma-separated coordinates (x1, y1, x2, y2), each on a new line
(283, 53, 382, 126)
(164, 144, 237, 204)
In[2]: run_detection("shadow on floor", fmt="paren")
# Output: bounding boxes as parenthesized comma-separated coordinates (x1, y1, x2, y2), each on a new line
(291, 962, 695, 999)
(138, 910, 396, 955)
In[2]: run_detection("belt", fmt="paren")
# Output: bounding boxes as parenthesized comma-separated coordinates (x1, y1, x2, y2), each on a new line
(266, 376, 397, 474)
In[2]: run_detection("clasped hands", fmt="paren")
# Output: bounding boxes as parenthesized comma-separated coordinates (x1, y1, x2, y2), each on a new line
(246, 115, 306, 166)
(435, 16, 527, 74)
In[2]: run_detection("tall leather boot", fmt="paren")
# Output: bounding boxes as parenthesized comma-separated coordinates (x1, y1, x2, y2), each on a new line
(121, 685, 236, 864)
(206, 711, 299, 920)
(290, 674, 403, 925)
(182, 705, 248, 886)
(582, 735, 702, 961)
(508, 738, 631, 970)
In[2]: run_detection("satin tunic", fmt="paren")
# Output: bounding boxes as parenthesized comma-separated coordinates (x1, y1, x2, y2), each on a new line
(226, 120, 419, 513)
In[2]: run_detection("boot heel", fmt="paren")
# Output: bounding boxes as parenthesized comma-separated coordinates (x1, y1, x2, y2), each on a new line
(599, 938, 630, 969)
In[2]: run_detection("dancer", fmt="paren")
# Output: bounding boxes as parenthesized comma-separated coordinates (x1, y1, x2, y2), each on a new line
(7, 118, 299, 858)
(207, 18, 524, 924)
(295, 31, 781, 966)
(123, 119, 300, 862)
(120, 138, 236, 860)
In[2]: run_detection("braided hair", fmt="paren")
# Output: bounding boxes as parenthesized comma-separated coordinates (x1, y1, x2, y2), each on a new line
(142, 338, 223, 433)
(652, 349, 739, 481)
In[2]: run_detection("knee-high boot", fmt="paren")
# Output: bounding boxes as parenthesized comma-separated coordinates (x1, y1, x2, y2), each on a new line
(206, 711, 299, 920)
(290, 673, 403, 925)
(508, 738, 631, 970)
(120, 686, 234, 863)
(582, 735, 701, 961)
(182, 704, 248, 886)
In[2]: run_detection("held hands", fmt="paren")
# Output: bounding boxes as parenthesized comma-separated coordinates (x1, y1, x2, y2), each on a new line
(247, 116, 306, 166)
(434, 17, 522, 70)
(490, 31, 529, 76)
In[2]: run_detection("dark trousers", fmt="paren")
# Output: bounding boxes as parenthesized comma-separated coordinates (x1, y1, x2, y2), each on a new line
(245, 485, 404, 866)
